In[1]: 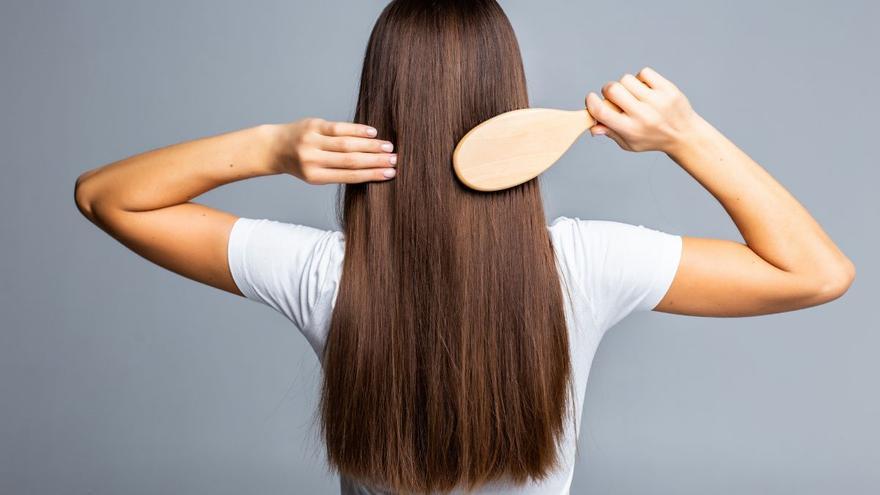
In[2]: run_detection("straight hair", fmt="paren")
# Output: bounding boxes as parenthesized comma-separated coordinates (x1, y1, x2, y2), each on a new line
(319, 1, 575, 492)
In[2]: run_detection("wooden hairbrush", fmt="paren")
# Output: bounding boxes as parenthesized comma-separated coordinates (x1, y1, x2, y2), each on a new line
(453, 108, 597, 192)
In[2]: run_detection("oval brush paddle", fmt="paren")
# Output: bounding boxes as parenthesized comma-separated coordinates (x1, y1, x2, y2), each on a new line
(453, 108, 597, 192)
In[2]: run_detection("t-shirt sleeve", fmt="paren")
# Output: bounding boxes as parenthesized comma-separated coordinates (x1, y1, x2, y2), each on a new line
(550, 216, 682, 333)
(226, 217, 343, 334)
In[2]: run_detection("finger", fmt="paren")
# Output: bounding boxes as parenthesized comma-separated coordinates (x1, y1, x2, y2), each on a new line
(319, 120, 378, 138)
(589, 123, 610, 136)
(587, 91, 625, 114)
(602, 81, 644, 116)
(636, 66, 677, 92)
(320, 135, 394, 154)
(311, 166, 396, 185)
(315, 149, 398, 169)
(619, 73, 652, 101)
(585, 92, 630, 131)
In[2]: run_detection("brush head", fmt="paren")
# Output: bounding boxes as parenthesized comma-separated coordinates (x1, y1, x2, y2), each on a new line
(453, 108, 596, 192)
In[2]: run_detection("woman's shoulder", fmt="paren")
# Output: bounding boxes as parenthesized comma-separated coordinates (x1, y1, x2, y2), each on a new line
(548, 215, 672, 245)
(546, 215, 613, 250)
(227, 217, 344, 330)
(231, 217, 344, 259)
(547, 214, 683, 331)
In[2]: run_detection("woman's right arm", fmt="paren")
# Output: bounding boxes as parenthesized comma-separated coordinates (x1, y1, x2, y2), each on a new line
(585, 67, 855, 317)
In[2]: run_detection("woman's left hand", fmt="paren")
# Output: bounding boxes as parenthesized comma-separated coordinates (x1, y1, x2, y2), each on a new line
(269, 118, 397, 184)
(585, 67, 701, 154)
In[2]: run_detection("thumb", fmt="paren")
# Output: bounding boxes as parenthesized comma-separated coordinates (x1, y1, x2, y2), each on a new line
(589, 124, 610, 137)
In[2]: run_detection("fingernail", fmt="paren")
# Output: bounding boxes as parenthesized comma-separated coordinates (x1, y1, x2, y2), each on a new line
(381, 142, 394, 152)
(366, 127, 377, 137)
(383, 168, 396, 178)
(389, 154, 397, 165)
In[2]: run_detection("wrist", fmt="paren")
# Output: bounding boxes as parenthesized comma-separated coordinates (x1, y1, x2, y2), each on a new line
(255, 123, 288, 175)
(664, 114, 718, 160)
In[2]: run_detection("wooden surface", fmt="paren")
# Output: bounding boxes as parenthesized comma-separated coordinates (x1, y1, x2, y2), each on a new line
(453, 108, 597, 192)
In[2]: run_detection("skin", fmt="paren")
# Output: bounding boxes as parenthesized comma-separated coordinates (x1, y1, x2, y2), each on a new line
(74, 67, 855, 316)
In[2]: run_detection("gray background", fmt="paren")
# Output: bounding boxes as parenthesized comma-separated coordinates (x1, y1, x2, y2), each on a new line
(1, 0, 877, 493)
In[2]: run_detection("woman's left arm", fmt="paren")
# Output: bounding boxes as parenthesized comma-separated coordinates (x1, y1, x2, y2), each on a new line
(74, 119, 397, 295)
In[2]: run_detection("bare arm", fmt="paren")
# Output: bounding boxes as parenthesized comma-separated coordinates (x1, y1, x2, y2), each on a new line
(74, 119, 397, 295)
(586, 67, 855, 316)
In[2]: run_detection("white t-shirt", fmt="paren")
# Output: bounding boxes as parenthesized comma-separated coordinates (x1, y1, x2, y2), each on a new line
(227, 215, 682, 495)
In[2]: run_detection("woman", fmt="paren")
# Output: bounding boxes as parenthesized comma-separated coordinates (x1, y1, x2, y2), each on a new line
(73, 0, 854, 494)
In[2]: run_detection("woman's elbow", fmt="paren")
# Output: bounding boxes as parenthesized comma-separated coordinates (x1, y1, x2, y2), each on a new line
(74, 173, 98, 223)
(813, 258, 856, 303)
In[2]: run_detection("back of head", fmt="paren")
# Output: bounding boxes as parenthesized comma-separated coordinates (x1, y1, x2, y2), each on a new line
(319, 1, 574, 492)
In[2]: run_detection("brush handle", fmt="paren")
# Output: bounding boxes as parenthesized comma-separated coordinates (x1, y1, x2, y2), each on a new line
(572, 108, 599, 134)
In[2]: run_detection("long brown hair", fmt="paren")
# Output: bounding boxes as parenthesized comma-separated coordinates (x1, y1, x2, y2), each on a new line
(319, 1, 574, 492)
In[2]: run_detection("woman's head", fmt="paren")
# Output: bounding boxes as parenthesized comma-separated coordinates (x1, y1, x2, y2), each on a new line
(319, 1, 574, 492)
(351, 0, 528, 163)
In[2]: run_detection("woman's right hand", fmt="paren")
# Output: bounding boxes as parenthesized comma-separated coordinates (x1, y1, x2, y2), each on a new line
(585, 67, 705, 154)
